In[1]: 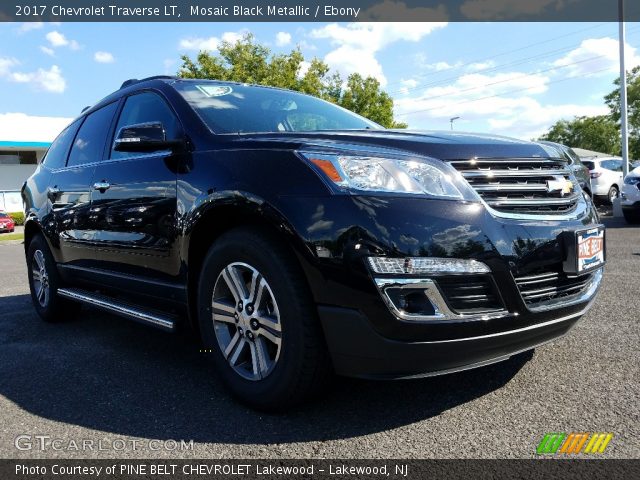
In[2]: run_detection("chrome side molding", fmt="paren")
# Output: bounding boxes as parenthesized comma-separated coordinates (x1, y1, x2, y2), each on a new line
(57, 288, 176, 332)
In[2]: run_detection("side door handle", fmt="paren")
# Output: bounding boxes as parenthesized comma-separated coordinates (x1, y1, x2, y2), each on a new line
(93, 181, 111, 193)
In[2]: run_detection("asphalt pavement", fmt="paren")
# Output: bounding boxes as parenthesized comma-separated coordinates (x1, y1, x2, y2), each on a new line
(0, 216, 638, 459)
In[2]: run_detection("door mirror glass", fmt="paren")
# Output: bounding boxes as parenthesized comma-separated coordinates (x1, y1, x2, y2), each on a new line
(114, 122, 177, 153)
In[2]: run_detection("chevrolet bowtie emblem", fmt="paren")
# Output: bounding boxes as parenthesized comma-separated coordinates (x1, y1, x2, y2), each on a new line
(546, 177, 574, 196)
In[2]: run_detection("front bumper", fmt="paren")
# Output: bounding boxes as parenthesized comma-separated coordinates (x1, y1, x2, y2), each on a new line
(279, 193, 604, 378)
(319, 272, 601, 379)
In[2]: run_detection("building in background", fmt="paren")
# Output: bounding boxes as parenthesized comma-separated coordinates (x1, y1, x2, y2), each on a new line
(0, 113, 71, 212)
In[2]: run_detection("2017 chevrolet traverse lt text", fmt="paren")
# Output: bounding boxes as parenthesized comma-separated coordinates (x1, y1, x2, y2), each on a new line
(22, 77, 605, 410)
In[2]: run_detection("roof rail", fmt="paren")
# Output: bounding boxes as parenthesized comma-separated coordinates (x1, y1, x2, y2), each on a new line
(119, 75, 177, 89)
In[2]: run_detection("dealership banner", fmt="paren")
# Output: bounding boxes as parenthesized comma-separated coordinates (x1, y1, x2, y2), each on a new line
(2, 0, 640, 22)
(2, 459, 640, 479)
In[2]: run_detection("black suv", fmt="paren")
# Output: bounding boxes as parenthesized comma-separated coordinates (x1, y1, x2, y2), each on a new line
(22, 76, 605, 410)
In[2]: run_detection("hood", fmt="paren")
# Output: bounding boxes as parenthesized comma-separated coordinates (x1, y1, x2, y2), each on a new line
(228, 130, 558, 161)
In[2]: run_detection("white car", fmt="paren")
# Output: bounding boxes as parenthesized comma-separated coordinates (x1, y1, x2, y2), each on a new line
(621, 166, 640, 224)
(582, 157, 624, 204)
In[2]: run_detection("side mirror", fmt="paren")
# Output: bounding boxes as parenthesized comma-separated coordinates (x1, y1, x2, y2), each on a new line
(113, 122, 181, 153)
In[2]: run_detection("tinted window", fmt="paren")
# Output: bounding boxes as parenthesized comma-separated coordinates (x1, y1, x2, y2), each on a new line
(68, 102, 118, 167)
(111, 92, 180, 159)
(42, 120, 81, 169)
(583, 161, 595, 170)
(174, 81, 380, 134)
(565, 147, 581, 165)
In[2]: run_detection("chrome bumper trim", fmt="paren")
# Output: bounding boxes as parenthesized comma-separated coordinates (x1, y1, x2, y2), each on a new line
(374, 277, 509, 323)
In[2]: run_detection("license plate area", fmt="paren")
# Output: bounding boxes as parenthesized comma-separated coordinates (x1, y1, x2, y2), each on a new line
(563, 226, 605, 274)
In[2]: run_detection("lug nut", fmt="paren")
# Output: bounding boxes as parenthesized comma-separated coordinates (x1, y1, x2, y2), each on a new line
(237, 327, 244, 336)
(237, 301, 243, 311)
(246, 304, 254, 314)
(246, 331, 254, 341)
(234, 313, 239, 322)
(250, 319, 259, 330)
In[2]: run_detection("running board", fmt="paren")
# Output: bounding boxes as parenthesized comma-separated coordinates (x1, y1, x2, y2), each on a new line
(57, 288, 176, 332)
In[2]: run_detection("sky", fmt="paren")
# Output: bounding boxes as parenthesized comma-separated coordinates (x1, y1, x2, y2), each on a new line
(1, 21, 639, 142)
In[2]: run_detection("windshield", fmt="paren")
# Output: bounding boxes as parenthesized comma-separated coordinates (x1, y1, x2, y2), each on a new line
(173, 81, 381, 134)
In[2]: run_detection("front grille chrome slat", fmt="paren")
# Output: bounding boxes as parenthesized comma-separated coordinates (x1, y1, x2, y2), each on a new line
(515, 269, 594, 307)
(486, 194, 581, 207)
(460, 169, 569, 178)
(448, 157, 581, 217)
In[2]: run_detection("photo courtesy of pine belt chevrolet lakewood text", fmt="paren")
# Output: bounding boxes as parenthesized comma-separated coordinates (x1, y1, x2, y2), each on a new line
(22, 77, 605, 410)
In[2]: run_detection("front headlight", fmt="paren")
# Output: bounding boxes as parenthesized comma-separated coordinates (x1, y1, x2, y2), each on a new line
(298, 151, 479, 201)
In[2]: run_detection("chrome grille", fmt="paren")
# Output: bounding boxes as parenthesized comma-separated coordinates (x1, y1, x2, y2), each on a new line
(515, 270, 594, 307)
(449, 158, 581, 215)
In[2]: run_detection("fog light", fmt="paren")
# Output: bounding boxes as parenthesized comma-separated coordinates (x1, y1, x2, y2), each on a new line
(385, 288, 436, 316)
(368, 257, 490, 275)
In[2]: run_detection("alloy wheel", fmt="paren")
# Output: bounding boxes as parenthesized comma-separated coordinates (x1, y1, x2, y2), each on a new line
(211, 262, 282, 381)
(31, 250, 50, 307)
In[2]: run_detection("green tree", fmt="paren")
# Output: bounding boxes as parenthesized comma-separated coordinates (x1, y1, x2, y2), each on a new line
(605, 65, 640, 159)
(538, 115, 621, 155)
(178, 33, 406, 128)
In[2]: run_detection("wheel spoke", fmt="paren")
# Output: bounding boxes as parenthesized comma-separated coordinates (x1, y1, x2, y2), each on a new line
(249, 276, 265, 306)
(226, 335, 246, 366)
(214, 313, 236, 325)
(254, 313, 281, 332)
(248, 341, 260, 377)
(222, 266, 247, 303)
(254, 338, 270, 374)
(36, 284, 45, 303)
(34, 251, 45, 271)
(212, 299, 236, 320)
(32, 269, 41, 282)
(212, 299, 235, 314)
(259, 326, 281, 346)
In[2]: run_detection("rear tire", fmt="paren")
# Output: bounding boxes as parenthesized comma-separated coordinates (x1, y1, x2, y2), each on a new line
(197, 227, 332, 411)
(608, 186, 619, 204)
(27, 234, 80, 322)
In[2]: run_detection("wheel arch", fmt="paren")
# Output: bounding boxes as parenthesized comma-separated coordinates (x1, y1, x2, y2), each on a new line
(23, 217, 42, 253)
(183, 195, 318, 334)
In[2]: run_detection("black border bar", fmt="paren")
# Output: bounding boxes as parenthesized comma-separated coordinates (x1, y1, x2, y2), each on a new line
(2, 0, 640, 23)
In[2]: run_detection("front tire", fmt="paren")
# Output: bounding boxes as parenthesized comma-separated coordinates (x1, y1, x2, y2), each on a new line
(197, 227, 331, 411)
(608, 186, 619, 204)
(27, 234, 80, 322)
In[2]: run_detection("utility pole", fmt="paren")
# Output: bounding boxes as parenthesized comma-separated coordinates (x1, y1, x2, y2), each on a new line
(450, 116, 460, 130)
(619, 0, 629, 178)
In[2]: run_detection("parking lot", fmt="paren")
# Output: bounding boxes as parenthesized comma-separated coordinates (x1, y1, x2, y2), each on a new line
(0, 215, 638, 459)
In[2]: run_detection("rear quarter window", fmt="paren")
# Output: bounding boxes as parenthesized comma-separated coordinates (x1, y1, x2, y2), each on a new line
(42, 120, 81, 169)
